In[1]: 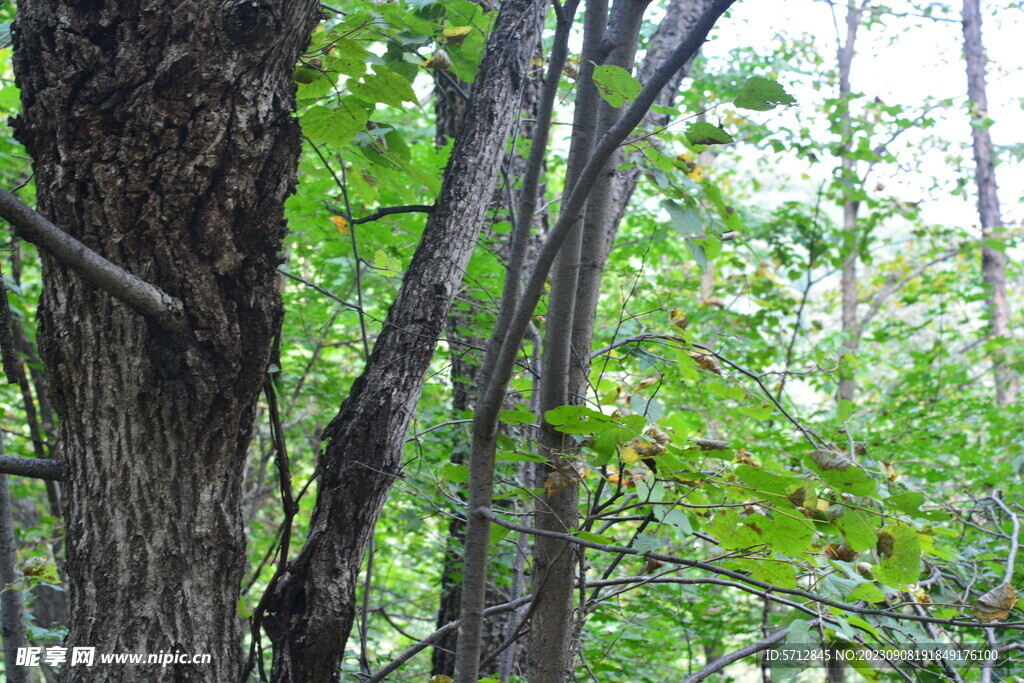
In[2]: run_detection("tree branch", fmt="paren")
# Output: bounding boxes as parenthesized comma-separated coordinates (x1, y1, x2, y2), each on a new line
(476, 507, 1024, 630)
(681, 626, 792, 683)
(0, 454, 62, 481)
(0, 188, 188, 336)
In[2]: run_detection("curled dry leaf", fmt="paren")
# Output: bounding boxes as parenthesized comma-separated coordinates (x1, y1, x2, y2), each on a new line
(689, 348, 722, 374)
(823, 541, 858, 562)
(543, 459, 583, 498)
(973, 583, 1017, 623)
(810, 449, 853, 472)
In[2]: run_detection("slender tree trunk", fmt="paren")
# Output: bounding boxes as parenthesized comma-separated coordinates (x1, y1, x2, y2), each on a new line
(0, 466, 31, 683)
(532, 0, 651, 678)
(456, 3, 737, 680)
(962, 0, 1017, 405)
(261, 1, 545, 679)
(837, 2, 862, 405)
(11, 2, 319, 679)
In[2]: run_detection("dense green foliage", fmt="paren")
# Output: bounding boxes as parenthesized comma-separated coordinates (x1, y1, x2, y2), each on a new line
(1, 0, 1022, 680)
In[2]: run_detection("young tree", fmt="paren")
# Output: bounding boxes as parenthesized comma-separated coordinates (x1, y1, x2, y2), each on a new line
(962, 0, 1017, 405)
(4, 2, 320, 679)
(260, 0, 547, 679)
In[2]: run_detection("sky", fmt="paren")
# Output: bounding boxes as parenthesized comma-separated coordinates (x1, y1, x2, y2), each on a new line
(705, 0, 1023, 232)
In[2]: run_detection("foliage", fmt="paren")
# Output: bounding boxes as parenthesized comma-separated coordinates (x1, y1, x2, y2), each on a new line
(0, 0, 1022, 680)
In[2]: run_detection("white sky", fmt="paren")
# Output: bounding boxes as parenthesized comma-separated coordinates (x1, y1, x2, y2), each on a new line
(704, 0, 1024, 231)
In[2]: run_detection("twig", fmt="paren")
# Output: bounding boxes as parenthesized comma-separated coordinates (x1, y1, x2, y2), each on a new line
(476, 507, 1024, 630)
(326, 202, 434, 225)
(682, 626, 793, 683)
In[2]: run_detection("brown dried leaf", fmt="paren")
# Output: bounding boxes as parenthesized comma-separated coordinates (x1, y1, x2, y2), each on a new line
(543, 460, 582, 498)
(809, 449, 853, 472)
(974, 583, 1017, 623)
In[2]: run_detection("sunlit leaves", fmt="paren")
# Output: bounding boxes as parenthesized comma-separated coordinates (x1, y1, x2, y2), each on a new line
(733, 76, 796, 111)
(685, 121, 735, 146)
(301, 101, 370, 147)
(592, 64, 643, 108)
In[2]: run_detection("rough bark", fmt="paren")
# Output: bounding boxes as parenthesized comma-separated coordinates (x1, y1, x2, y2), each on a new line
(260, 0, 545, 679)
(0, 468, 31, 683)
(11, 2, 319, 680)
(962, 0, 1017, 404)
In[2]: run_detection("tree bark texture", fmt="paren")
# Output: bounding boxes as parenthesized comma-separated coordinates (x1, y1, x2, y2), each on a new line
(261, 0, 545, 679)
(962, 0, 1017, 405)
(0, 468, 31, 683)
(432, 62, 541, 679)
(11, 2, 319, 679)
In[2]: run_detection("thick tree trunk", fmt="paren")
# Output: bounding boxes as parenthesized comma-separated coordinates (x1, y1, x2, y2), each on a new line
(962, 0, 1017, 405)
(261, 0, 545, 679)
(11, 2, 318, 679)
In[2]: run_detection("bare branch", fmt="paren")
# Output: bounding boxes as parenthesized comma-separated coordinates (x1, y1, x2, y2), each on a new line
(681, 626, 792, 683)
(0, 454, 62, 481)
(0, 188, 187, 336)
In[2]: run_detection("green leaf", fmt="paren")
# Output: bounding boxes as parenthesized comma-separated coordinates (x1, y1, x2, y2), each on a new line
(329, 39, 371, 78)
(848, 581, 887, 603)
(734, 76, 796, 111)
(575, 531, 615, 545)
(442, 463, 469, 483)
(592, 64, 642, 108)
(751, 557, 797, 589)
(837, 398, 855, 421)
(499, 408, 534, 425)
(633, 533, 669, 554)
(737, 403, 773, 421)
(707, 380, 745, 401)
(350, 67, 418, 109)
(874, 524, 921, 588)
(685, 121, 734, 146)
(735, 464, 799, 496)
(300, 103, 368, 147)
(836, 510, 876, 552)
(765, 514, 814, 556)
(489, 523, 511, 545)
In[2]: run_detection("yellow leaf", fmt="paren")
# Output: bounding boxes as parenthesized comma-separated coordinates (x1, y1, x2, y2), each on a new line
(422, 50, 452, 70)
(619, 444, 640, 465)
(429, 676, 455, 683)
(442, 26, 472, 46)
(669, 307, 689, 331)
(330, 215, 349, 235)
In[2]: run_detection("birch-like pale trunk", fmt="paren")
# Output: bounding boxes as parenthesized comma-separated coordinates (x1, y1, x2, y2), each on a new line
(962, 0, 1017, 405)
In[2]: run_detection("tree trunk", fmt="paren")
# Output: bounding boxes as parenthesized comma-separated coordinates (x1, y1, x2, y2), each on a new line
(837, 2, 861, 406)
(962, 0, 1017, 405)
(261, 0, 545, 679)
(11, 2, 319, 679)
(0, 467, 31, 683)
